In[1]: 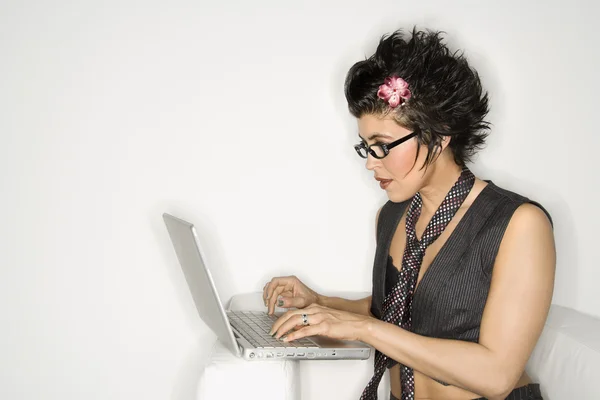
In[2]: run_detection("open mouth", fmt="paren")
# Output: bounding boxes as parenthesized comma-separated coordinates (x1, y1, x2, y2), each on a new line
(377, 179, 393, 189)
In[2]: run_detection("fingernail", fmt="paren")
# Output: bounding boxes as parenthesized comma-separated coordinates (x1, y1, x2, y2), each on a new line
(281, 335, 289, 342)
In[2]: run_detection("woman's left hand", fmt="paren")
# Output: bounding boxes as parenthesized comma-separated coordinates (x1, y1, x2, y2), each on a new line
(268, 303, 372, 342)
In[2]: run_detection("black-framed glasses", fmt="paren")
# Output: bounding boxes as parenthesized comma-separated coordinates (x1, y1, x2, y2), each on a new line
(354, 130, 418, 159)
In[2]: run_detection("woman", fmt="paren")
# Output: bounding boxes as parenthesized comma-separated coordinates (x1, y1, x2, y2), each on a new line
(264, 28, 555, 400)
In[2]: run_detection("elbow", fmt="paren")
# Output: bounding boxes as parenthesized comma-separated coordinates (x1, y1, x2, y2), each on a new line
(481, 372, 520, 400)
(484, 384, 512, 400)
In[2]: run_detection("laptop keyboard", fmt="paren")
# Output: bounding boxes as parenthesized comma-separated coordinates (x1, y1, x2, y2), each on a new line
(227, 310, 318, 348)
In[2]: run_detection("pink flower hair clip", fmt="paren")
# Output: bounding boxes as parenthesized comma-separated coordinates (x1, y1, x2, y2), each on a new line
(377, 75, 412, 108)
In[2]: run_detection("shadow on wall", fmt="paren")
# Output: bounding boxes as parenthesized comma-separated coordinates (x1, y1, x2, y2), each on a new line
(149, 202, 235, 400)
(151, 201, 237, 327)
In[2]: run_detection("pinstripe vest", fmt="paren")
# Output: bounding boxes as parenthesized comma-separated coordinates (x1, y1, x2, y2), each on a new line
(370, 181, 551, 342)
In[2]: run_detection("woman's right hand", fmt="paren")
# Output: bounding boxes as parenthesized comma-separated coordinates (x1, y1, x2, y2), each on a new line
(262, 275, 320, 315)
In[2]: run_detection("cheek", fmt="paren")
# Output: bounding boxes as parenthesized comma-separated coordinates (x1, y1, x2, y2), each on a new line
(383, 142, 420, 178)
(383, 143, 427, 201)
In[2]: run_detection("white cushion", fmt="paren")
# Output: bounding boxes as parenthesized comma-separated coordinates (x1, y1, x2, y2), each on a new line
(197, 340, 299, 400)
(527, 304, 600, 400)
(197, 293, 299, 400)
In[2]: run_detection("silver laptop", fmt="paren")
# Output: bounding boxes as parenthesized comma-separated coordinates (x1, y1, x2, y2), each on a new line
(163, 212, 372, 361)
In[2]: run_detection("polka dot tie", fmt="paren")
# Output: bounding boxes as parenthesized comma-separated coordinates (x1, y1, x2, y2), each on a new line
(360, 167, 475, 400)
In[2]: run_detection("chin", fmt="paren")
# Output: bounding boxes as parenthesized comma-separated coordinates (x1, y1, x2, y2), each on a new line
(386, 189, 414, 204)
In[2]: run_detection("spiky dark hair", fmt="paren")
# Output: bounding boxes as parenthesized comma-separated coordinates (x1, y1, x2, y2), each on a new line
(344, 28, 490, 167)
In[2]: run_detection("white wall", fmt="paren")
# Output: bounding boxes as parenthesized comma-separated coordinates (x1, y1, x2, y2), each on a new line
(1, 0, 598, 399)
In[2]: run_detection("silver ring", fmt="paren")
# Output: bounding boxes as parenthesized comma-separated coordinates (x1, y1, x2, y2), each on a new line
(301, 313, 309, 326)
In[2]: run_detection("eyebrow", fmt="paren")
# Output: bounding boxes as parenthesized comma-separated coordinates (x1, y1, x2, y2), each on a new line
(358, 132, 394, 141)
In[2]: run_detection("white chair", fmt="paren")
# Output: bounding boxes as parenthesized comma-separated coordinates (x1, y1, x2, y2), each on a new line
(527, 304, 600, 399)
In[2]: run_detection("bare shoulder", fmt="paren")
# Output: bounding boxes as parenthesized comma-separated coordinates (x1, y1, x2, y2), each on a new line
(511, 202, 553, 229)
(491, 201, 556, 287)
(503, 203, 554, 251)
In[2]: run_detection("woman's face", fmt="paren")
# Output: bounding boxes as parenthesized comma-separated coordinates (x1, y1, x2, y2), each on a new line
(357, 114, 431, 203)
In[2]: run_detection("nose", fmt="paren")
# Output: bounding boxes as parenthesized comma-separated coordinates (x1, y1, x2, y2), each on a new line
(365, 153, 379, 171)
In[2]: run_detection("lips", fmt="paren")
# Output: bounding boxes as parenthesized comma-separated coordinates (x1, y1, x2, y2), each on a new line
(375, 177, 393, 190)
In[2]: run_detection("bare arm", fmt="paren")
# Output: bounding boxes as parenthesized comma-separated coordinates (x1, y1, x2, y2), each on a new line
(357, 204, 555, 399)
(317, 295, 373, 316)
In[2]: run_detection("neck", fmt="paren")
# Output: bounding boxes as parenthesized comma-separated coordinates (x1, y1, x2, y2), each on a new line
(418, 154, 464, 217)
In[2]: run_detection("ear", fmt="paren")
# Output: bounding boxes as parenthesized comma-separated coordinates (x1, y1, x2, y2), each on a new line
(440, 135, 451, 151)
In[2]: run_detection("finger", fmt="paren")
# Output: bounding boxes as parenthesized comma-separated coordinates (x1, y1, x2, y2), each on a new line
(278, 294, 305, 309)
(268, 309, 294, 335)
(275, 291, 294, 308)
(264, 279, 276, 302)
(264, 279, 284, 308)
(268, 285, 288, 315)
(273, 313, 307, 339)
(262, 282, 270, 305)
(274, 311, 323, 339)
(265, 277, 293, 301)
(282, 324, 324, 342)
(269, 308, 309, 335)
